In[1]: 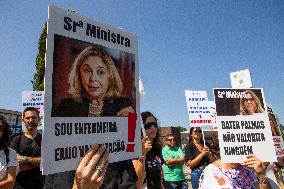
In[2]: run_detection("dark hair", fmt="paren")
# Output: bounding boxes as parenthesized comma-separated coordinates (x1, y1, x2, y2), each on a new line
(189, 127, 204, 144)
(0, 115, 12, 150)
(23, 107, 40, 118)
(141, 111, 162, 156)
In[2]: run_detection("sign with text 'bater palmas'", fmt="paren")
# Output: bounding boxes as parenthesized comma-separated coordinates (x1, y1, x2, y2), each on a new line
(42, 6, 140, 175)
(214, 88, 276, 163)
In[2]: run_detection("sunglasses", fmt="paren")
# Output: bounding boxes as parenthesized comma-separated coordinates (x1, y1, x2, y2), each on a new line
(167, 138, 175, 142)
(193, 130, 202, 133)
(243, 98, 254, 103)
(144, 122, 158, 130)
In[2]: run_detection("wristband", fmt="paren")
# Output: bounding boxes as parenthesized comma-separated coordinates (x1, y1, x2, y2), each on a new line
(19, 156, 28, 163)
(260, 176, 269, 184)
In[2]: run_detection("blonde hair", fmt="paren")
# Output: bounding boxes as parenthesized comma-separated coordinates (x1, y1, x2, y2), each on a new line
(68, 45, 122, 102)
(240, 90, 265, 115)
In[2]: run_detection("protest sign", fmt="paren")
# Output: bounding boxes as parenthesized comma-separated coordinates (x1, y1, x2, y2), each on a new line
(230, 69, 252, 88)
(185, 90, 212, 128)
(267, 104, 284, 158)
(214, 88, 276, 163)
(42, 6, 140, 175)
(208, 101, 218, 131)
(22, 91, 44, 131)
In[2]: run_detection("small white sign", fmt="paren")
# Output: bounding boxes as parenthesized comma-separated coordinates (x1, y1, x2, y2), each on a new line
(230, 69, 252, 88)
(185, 90, 212, 127)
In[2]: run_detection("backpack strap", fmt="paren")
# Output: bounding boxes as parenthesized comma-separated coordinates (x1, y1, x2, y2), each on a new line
(3, 148, 9, 164)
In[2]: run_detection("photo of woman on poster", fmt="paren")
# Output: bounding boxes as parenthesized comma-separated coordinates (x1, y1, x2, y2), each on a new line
(240, 90, 265, 115)
(52, 44, 134, 117)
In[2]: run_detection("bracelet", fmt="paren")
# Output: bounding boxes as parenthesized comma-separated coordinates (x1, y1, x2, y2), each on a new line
(260, 176, 269, 184)
(19, 156, 28, 163)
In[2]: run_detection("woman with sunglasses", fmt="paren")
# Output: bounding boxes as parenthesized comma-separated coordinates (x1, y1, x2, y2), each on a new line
(134, 111, 163, 189)
(240, 90, 264, 115)
(0, 115, 18, 188)
(184, 127, 215, 189)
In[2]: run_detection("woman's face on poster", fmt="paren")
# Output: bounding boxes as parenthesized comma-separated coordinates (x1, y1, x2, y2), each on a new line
(243, 93, 257, 114)
(80, 56, 110, 101)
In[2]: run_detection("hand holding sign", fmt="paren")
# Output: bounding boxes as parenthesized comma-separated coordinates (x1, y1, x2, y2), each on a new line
(142, 136, 152, 156)
(73, 145, 109, 189)
(242, 154, 268, 175)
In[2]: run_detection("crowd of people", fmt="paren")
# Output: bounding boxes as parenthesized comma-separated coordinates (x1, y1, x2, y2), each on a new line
(1, 107, 284, 189)
(0, 47, 283, 189)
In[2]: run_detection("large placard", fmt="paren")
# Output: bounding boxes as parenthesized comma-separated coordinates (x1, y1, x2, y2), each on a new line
(42, 6, 140, 175)
(214, 88, 276, 163)
(185, 90, 212, 128)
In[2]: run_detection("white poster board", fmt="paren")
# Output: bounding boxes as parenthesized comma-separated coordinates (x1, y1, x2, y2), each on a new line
(214, 88, 276, 163)
(22, 91, 44, 131)
(42, 6, 140, 175)
(208, 101, 218, 131)
(185, 90, 212, 128)
(230, 69, 252, 89)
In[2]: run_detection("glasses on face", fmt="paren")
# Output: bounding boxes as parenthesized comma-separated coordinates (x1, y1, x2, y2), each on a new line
(193, 130, 202, 133)
(144, 122, 158, 130)
(167, 138, 175, 142)
(243, 98, 254, 103)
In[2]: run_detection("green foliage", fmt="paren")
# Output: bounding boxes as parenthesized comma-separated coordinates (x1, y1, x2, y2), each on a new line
(31, 22, 47, 91)
(176, 126, 187, 132)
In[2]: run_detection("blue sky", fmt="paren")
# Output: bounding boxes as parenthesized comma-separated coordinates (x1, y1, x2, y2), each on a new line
(0, 0, 283, 128)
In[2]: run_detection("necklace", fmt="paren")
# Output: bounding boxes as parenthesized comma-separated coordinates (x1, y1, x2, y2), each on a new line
(89, 100, 103, 117)
(89, 109, 103, 116)
(89, 100, 103, 108)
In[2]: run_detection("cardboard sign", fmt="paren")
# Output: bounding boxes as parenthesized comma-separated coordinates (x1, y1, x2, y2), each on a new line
(185, 90, 212, 128)
(22, 91, 44, 131)
(42, 6, 140, 175)
(230, 69, 252, 88)
(214, 88, 276, 163)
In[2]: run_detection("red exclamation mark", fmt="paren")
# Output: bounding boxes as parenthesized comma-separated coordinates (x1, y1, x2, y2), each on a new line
(126, 112, 137, 152)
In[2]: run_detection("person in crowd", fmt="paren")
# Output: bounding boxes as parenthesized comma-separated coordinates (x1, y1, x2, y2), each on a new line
(184, 127, 215, 189)
(268, 114, 281, 136)
(52, 45, 133, 117)
(134, 111, 163, 189)
(162, 134, 187, 189)
(200, 154, 273, 189)
(0, 115, 18, 188)
(10, 107, 44, 189)
(44, 45, 138, 189)
(209, 132, 220, 160)
(240, 90, 265, 115)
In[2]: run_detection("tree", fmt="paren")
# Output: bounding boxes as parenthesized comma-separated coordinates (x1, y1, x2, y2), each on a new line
(176, 126, 187, 132)
(31, 22, 47, 91)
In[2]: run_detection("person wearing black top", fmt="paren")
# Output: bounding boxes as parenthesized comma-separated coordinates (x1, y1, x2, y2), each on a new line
(10, 107, 44, 189)
(184, 127, 215, 189)
(136, 111, 163, 189)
